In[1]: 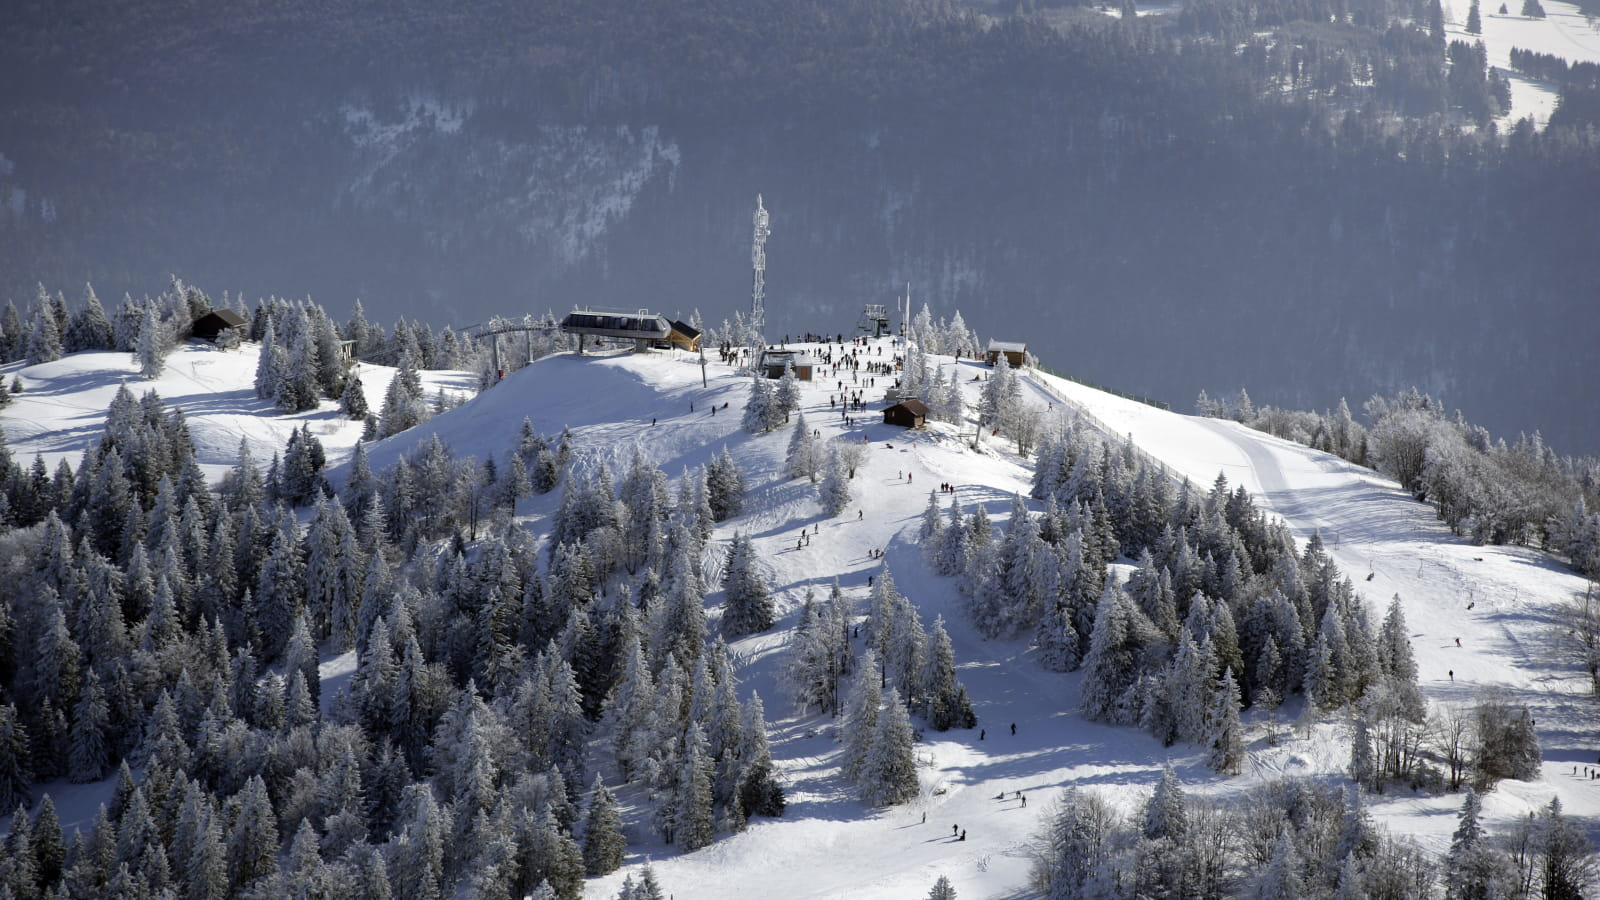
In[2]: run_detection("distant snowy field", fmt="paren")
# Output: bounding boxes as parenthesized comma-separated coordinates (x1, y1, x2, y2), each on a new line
(1106, 0, 1600, 126)
(2, 338, 1596, 899)
(1443, 0, 1600, 125)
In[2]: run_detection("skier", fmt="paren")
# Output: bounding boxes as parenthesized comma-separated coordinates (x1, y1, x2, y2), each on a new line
(1010, 723, 1016, 735)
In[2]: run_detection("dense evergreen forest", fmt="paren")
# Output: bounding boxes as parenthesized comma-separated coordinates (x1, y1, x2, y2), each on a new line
(0, 0, 1597, 453)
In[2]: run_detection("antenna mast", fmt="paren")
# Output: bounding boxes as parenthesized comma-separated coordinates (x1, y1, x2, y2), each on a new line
(751, 194, 770, 337)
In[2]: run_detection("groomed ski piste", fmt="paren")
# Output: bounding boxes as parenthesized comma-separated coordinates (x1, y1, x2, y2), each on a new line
(1, 335, 1595, 899)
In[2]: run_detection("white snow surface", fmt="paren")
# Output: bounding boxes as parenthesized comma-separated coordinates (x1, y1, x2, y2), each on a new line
(1444, 0, 1600, 126)
(3, 337, 1597, 898)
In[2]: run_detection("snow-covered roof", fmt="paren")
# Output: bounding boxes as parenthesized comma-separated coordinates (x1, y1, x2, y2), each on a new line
(986, 339, 1026, 353)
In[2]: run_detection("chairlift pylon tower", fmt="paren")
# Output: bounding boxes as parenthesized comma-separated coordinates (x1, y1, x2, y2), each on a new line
(859, 303, 889, 337)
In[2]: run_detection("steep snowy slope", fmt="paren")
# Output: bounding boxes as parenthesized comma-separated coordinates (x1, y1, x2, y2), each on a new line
(1034, 370, 1600, 853)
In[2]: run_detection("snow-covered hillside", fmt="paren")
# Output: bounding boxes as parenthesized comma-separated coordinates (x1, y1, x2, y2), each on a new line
(2, 337, 1595, 899)
(0, 341, 475, 480)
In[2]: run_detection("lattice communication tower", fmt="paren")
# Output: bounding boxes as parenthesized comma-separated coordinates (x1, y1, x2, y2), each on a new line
(751, 194, 770, 335)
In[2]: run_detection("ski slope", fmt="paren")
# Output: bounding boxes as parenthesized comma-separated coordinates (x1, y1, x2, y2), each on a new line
(3, 337, 1596, 898)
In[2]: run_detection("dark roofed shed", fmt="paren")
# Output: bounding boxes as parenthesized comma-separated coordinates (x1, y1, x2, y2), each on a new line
(883, 399, 928, 428)
(193, 309, 248, 342)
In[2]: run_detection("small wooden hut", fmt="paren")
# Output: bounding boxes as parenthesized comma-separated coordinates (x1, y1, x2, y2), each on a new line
(985, 339, 1027, 368)
(882, 399, 928, 428)
(192, 309, 248, 343)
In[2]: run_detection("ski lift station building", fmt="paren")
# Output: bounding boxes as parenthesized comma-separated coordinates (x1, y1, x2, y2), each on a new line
(759, 348, 816, 381)
(560, 309, 668, 353)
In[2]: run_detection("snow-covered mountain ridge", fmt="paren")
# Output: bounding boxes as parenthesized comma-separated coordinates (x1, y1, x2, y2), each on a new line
(1, 338, 1595, 899)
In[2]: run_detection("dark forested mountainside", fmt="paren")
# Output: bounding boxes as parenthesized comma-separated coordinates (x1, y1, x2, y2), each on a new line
(1, 0, 1598, 452)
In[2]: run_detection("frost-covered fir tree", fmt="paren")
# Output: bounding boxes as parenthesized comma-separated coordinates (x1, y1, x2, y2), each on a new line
(722, 532, 775, 636)
(736, 692, 786, 820)
(135, 303, 169, 379)
(1207, 670, 1245, 774)
(705, 446, 745, 521)
(841, 649, 882, 782)
(775, 362, 801, 422)
(338, 367, 369, 420)
(1035, 599, 1081, 673)
(379, 351, 427, 436)
(1376, 594, 1426, 720)
(581, 774, 626, 876)
(677, 723, 716, 851)
(859, 687, 919, 806)
(67, 672, 111, 783)
(787, 411, 824, 482)
(26, 302, 62, 365)
(0, 703, 31, 810)
(928, 875, 957, 900)
(920, 490, 944, 546)
(818, 443, 852, 516)
(1445, 788, 1512, 900)
(1080, 582, 1152, 725)
(742, 374, 779, 433)
(1253, 831, 1306, 899)
(66, 283, 115, 352)
(921, 616, 976, 731)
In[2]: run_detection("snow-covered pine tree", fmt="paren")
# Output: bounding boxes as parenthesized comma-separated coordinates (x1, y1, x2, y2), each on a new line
(742, 374, 777, 433)
(705, 446, 745, 521)
(920, 616, 975, 731)
(736, 692, 785, 819)
(67, 671, 111, 783)
(677, 723, 716, 851)
(338, 367, 369, 420)
(818, 443, 852, 516)
(1034, 600, 1081, 673)
(841, 649, 882, 782)
(1080, 581, 1153, 725)
(1444, 788, 1512, 900)
(379, 351, 427, 437)
(859, 687, 919, 806)
(1252, 831, 1306, 899)
(928, 875, 957, 900)
(581, 774, 626, 876)
(722, 532, 775, 636)
(26, 297, 63, 365)
(775, 362, 801, 422)
(786, 411, 824, 482)
(0, 703, 31, 811)
(1207, 670, 1245, 775)
(978, 351, 1013, 427)
(135, 303, 168, 379)
(920, 490, 944, 547)
(936, 497, 969, 577)
(66, 283, 115, 352)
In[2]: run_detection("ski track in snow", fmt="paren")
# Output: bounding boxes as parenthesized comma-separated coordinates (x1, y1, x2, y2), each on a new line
(3, 337, 1597, 897)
